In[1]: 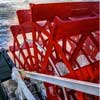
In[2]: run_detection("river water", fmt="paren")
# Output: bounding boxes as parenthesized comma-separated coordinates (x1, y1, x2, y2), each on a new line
(0, 1, 29, 49)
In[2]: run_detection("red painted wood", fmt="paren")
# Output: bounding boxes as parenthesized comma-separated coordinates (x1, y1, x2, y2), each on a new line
(9, 2, 99, 100)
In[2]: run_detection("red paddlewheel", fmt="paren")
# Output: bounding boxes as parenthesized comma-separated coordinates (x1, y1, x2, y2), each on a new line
(9, 2, 99, 100)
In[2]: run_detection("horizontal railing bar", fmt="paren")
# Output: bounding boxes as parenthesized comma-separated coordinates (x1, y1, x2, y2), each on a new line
(21, 70, 100, 96)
